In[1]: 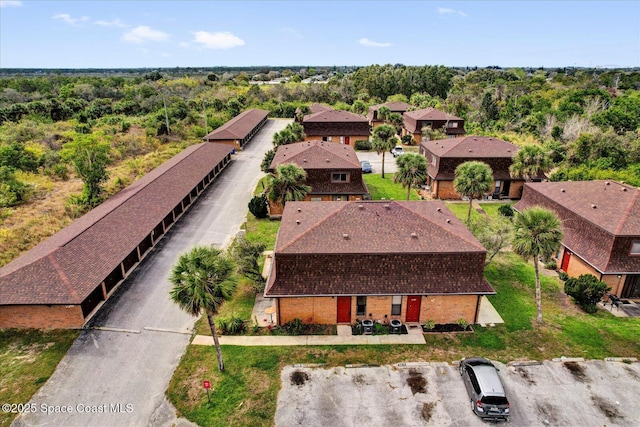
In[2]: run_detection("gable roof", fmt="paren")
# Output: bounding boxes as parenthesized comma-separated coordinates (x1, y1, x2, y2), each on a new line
(303, 109, 368, 123)
(202, 108, 268, 141)
(367, 102, 411, 121)
(0, 143, 232, 306)
(514, 181, 640, 236)
(404, 108, 463, 133)
(308, 103, 332, 114)
(421, 136, 519, 158)
(276, 200, 485, 254)
(269, 140, 362, 170)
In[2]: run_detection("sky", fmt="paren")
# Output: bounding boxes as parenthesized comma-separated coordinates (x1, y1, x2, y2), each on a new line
(0, 0, 639, 69)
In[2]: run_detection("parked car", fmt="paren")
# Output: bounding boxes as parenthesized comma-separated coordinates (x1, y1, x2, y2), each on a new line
(391, 146, 404, 157)
(459, 357, 510, 421)
(360, 160, 372, 173)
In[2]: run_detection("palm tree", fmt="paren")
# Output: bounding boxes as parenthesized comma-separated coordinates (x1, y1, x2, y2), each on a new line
(394, 153, 427, 200)
(453, 161, 494, 223)
(371, 124, 398, 179)
(512, 207, 563, 324)
(510, 144, 552, 181)
(267, 163, 311, 208)
(377, 105, 391, 123)
(169, 246, 237, 372)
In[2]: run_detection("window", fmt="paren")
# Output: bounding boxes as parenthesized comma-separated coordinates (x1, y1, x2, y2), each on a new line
(431, 156, 436, 166)
(631, 241, 640, 255)
(356, 296, 367, 316)
(339, 136, 344, 144)
(391, 296, 402, 315)
(447, 122, 459, 128)
(322, 136, 328, 141)
(332, 172, 349, 182)
(494, 180, 501, 193)
(332, 195, 345, 201)
(327, 136, 333, 142)
(310, 197, 322, 201)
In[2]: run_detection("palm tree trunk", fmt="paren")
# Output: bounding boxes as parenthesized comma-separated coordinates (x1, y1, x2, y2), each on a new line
(467, 198, 473, 224)
(381, 152, 386, 179)
(534, 257, 543, 324)
(206, 310, 225, 372)
(407, 183, 411, 201)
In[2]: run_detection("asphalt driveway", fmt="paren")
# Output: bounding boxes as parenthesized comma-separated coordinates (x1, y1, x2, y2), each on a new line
(276, 360, 640, 426)
(12, 119, 290, 427)
(356, 151, 398, 174)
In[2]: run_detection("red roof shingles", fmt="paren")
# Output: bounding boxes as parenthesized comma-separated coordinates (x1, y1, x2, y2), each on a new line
(265, 201, 494, 297)
(403, 108, 463, 133)
(269, 140, 361, 170)
(367, 102, 411, 121)
(303, 109, 368, 123)
(202, 108, 268, 141)
(0, 143, 232, 305)
(514, 181, 640, 273)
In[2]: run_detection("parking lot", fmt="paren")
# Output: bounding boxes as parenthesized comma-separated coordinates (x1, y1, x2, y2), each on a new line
(356, 151, 398, 174)
(275, 360, 640, 426)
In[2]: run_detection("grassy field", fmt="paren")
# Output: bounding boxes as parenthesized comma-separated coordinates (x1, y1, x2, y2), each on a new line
(0, 329, 79, 427)
(363, 174, 421, 200)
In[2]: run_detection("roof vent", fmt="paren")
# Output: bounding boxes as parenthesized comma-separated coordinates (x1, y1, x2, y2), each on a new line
(384, 204, 390, 209)
(606, 181, 610, 185)
(622, 188, 628, 192)
(326, 159, 330, 162)
(437, 207, 442, 212)
(473, 138, 478, 141)
(411, 232, 418, 238)
(296, 220, 301, 224)
(446, 219, 451, 224)
(297, 208, 302, 212)
(285, 147, 288, 150)
(561, 189, 565, 192)
(591, 204, 597, 209)
(507, 149, 511, 152)
(358, 204, 364, 209)
(303, 158, 307, 163)
(489, 138, 493, 141)
(342, 233, 349, 239)
(468, 149, 473, 152)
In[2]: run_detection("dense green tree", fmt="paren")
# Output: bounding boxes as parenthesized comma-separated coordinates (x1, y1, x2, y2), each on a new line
(480, 92, 499, 127)
(371, 124, 398, 178)
(261, 149, 275, 173)
(169, 246, 237, 372)
(453, 161, 493, 224)
(510, 144, 552, 181)
(512, 207, 563, 323)
(393, 153, 427, 200)
(564, 274, 610, 313)
(0, 142, 41, 172)
(267, 164, 311, 208)
(468, 215, 512, 266)
(230, 236, 267, 291)
(60, 135, 111, 207)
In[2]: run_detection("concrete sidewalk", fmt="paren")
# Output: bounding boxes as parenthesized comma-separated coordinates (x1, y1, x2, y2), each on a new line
(192, 325, 426, 346)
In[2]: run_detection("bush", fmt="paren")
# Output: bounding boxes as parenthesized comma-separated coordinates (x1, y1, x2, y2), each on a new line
(422, 320, 435, 331)
(248, 195, 269, 219)
(544, 260, 557, 270)
(498, 204, 514, 217)
(373, 322, 388, 335)
(455, 318, 469, 330)
(283, 318, 304, 335)
(564, 274, 611, 313)
(354, 140, 371, 150)
(217, 316, 246, 335)
(401, 134, 415, 145)
(558, 271, 569, 281)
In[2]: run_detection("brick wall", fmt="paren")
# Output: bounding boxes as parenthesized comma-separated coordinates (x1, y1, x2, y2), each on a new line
(304, 135, 370, 144)
(435, 180, 460, 199)
(566, 252, 599, 277)
(0, 305, 85, 329)
(509, 181, 524, 199)
(420, 295, 478, 324)
(278, 297, 337, 324)
(602, 274, 625, 296)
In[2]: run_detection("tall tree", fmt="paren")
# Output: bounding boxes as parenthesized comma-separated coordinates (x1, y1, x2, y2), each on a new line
(169, 246, 237, 372)
(377, 106, 391, 122)
(60, 135, 111, 207)
(267, 164, 311, 208)
(371, 124, 398, 178)
(453, 161, 493, 223)
(510, 144, 552, 181)
(512, 207, 563, 324)
(394, 153, 427, 200)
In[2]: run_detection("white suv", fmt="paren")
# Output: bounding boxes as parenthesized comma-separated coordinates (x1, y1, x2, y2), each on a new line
(391, 146, 404, 157)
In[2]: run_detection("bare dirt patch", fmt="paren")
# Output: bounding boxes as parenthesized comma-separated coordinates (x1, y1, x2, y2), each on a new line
(406, 369, 427, 394)
(563, 361, 587, 382)
(536, 401, 560, 425)
(591, 395, 623, 420)
(421, 401, 436, 422)
(624, 366, 640, 381)
(290, 370, 310, 386)
(352, 373, 369, 386)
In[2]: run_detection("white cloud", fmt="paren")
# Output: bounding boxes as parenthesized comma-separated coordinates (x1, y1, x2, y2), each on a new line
(53, 13, 90, 25)
(358, 38, 392, 48)
(122, 25, 170, 43)
(95, 18, 127, 28)
(192, 31, 245, 49)
(437, 7, 468, 17)
(0, 1, 22, 8)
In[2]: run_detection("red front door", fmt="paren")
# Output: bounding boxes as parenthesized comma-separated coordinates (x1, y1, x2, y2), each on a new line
(561, 249, 571, 272)
(406, 296, 421, 323)
(344, 136, 350, 145)
(337, 296, 351, 323)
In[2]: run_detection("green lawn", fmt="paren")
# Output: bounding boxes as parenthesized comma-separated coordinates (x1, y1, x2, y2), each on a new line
(363, 174, 420, 200)
(0, 329, 79, 427)
(479, 202, 513, 219)
(443, 201, 482, 222)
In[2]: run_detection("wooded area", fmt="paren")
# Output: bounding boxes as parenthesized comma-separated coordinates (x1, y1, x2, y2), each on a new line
(1, 65, 639, 266)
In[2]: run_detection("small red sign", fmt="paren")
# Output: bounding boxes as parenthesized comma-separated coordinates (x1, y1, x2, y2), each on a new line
(203, 380, 211, 389)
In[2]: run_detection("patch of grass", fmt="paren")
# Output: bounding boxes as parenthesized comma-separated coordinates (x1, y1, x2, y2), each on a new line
(245, 215, 280, 251)
(0, 329, 79, 427)
(253, 176, 269, 196)
(444, 201, 482, 223)
(478, 202, 513, 220)
(362, 174, 420, 200)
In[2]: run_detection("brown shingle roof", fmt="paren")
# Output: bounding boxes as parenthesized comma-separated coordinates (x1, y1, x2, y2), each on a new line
(0, 143, 232, 305)
(367, 102, 411, 121)
(403, 108, 463, 133)
(265, 200, 493, 296)
(269, 140, 361, 170)
(514, 181, 640, 273)
(202, 108, 268, 141)
(303, 109, 368, 123)
(309, 103, 332, 114)
(422, 136, 518, 159)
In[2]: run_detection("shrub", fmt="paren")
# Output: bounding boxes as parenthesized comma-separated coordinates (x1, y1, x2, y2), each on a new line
(564, 274, 611, 313)
(218, 316, 247, 335)
(558, 271, 569, 281)
(248, 195, 269, 219)
(455, 318, 469, 330)
(422, 320, 435, 331)
(544, 260, 558, 270)
(354, 139, 371, 150)
(498, 204, 514, 217)
(401, 134, 415, 145)
(373, 322, 388, 335)
(283, 318, 305, 335)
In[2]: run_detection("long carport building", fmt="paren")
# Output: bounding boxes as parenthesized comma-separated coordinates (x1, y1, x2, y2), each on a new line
(202, 108, 269, 150)
(0, 143, 232, 329)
